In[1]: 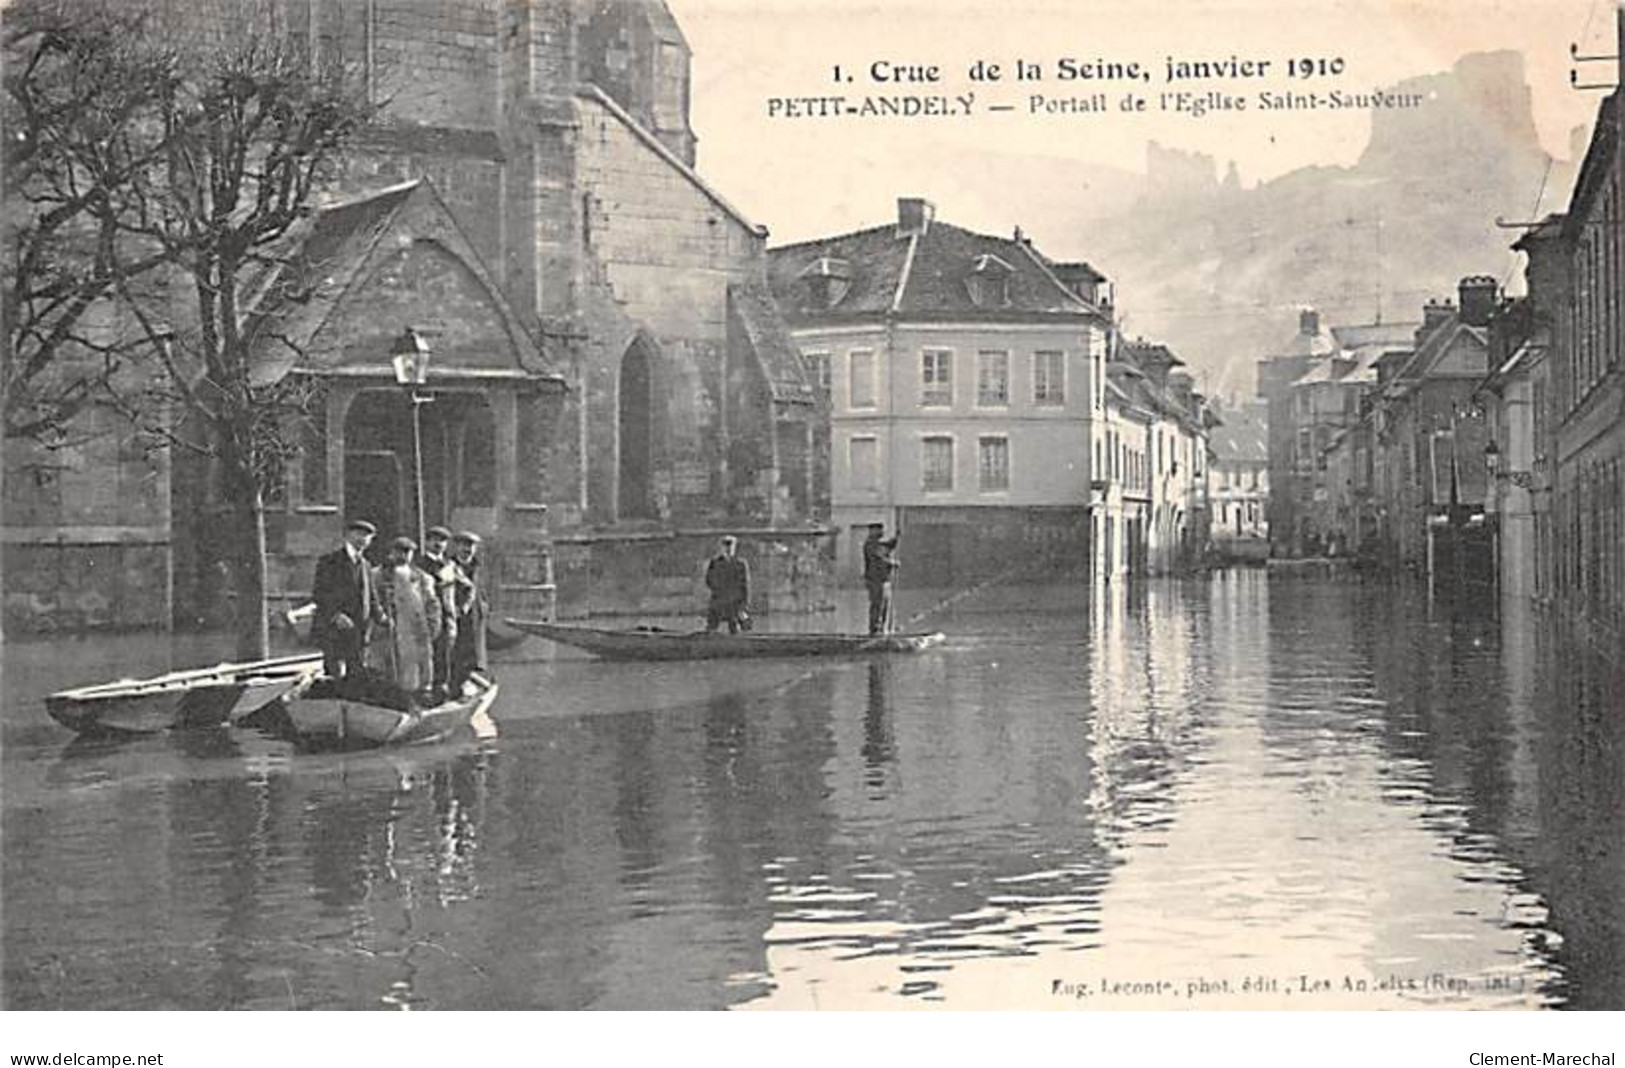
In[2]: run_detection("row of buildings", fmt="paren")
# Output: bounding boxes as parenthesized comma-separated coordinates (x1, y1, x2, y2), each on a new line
(1258, 5, 1625, 650)
(2, 0, 1225, 637)
(766, 198, 1222, 587)
(1257, 292, 1492, 576)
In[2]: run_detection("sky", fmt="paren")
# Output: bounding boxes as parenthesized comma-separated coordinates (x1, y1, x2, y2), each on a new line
(668, 0, 1619, 245)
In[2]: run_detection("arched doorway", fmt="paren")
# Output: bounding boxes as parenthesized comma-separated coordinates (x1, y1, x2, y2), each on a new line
(343, 388, 497, 546)
(618, 337, 656, 520)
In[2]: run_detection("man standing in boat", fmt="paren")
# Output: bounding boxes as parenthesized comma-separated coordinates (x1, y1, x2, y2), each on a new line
(373, 536, 443, 703)
(704, 535, 750, 634)
(311, 519, 383, 679)
(417, 525, 460, 702)
(448, 531, 489, 694)
(863, 523, 900, 635)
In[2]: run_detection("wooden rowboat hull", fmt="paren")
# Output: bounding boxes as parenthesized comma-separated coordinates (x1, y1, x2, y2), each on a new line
(282, 679, 500, 749)
(46, 654, 324, 735)
(503, 619, 946, 661)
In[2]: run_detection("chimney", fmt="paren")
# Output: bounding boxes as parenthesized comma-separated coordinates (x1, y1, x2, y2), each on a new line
(1299, 308, 1320, 336)
(1458, 275, 1499, 327)
(896, 197, 934, 238)
(1419, 298, 1455, 343)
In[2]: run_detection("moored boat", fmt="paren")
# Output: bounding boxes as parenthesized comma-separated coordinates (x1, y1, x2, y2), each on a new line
(278, 675, 499, 749)
(45, 653, 324, 736)
(502, 619, 946, 661)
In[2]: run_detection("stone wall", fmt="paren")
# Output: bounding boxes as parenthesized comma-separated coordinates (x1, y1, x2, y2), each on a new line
(3, 405, 173, 633)
(371, 0, 499, 133)
(564, 90, 794, 529)
(552, 529, 834, 619)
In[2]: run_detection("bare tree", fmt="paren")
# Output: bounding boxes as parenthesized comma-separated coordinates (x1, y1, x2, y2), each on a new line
(2, 0, 179, 442)
(6, 0, 378, 655)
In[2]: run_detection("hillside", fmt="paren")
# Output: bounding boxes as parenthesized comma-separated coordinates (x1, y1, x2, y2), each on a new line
(921, 52, 1580, 399)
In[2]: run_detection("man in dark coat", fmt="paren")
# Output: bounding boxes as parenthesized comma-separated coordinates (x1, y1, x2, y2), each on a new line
(312, 519, 382, 678)
(704, 535, 750, 633)
(862, 523, 900, 636)
(447, 531, 489, 693)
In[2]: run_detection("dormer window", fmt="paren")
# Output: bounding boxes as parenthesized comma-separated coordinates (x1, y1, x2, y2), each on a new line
(966, 254, 1013, 308)
(798, 255, 851, 309)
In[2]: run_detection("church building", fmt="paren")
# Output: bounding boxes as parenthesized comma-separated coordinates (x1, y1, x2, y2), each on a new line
(2, 0, 829, 635)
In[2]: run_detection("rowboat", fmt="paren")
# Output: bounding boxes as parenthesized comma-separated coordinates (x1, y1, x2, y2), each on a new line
(503, 619, 947, 661)
(45, 653, 324, 736)
(278, 675, 499, 750)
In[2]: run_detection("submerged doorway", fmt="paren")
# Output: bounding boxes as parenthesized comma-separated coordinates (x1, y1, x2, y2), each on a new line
(343, 388, 496, 543)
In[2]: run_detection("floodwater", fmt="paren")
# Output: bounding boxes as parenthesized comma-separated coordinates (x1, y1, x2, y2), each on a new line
(2, 572, 1621, 1010)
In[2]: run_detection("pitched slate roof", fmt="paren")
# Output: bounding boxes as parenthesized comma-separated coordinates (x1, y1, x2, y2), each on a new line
(1290, 359, 1342, 386)
(1122, 340, 1184, 370)
(1208, 406, 1269, 462)
(1105, 364, 1153, 422)
(243, 180, 559, 387)
(768, 218, 1104, 323)
(1386, 319, 1487, 390)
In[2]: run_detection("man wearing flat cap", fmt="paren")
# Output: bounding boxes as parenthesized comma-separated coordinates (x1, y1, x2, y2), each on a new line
(862, 523, 900, 636)
(704, 535, 750, 634)
(374, 535, 441, 700)
(417, 526, 460, 701)
(448, 531, 488, 693)
(311, 519, 384, 679)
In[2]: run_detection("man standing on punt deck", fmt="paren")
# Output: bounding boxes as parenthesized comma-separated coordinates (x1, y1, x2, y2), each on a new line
(704, 535, 750, 634)
(312, 519, 384, 679)
(863, 523, 900, 636)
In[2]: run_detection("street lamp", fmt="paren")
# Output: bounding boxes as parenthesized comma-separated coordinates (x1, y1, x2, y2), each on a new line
(391, 326, 432, 549)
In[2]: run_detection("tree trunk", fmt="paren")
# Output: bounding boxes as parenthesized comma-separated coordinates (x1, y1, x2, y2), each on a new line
(234, 488, 271, 660)
(240, 490, 269, 656)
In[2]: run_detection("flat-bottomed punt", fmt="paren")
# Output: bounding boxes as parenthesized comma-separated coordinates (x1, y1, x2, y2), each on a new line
(279, 675, 499, 749)
(46, 653, 324, 735)
(503, 619, 946, 661)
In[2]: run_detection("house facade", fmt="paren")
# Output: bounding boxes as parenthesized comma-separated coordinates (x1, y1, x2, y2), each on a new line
(1256, 311, 1416, 557)
(1111, 343, 1211, 575)
(1367, 279, 1497, 581)
(1208, 402, 1270, 562)
(1480, 219, 1563, 607)
(1256, 309, 1337, 557)
(1549, 71, 1625, 647)
(767, 200, 1110, 586)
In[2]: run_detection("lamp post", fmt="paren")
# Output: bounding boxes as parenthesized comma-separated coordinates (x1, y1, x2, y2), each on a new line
(391, 327, 432, 549)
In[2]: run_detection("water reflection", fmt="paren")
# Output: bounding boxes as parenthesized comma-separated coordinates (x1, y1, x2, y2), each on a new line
(861, 663, 896, 795)
(3, 577, 1621, 1009)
